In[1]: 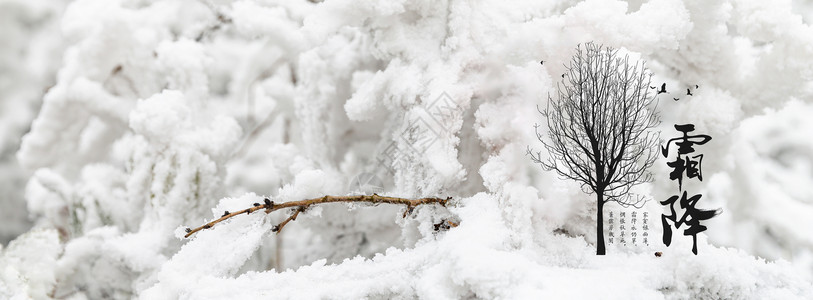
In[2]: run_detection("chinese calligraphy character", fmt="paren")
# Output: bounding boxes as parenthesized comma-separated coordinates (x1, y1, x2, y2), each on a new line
(660, 123, 719, 254)
(660, 191, 720, 254)
(661, 124, 712, 190)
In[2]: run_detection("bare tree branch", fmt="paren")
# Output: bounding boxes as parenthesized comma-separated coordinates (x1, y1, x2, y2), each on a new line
(529, 43, 660, 200)
(184, 195, 451, 238)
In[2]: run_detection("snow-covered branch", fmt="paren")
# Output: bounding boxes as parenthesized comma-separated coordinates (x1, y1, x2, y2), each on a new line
(185, 194, 451, 237)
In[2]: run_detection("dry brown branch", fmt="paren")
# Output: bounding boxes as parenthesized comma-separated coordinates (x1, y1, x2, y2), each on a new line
(272, 206, 306, 233)
(184, 194, 451, 238)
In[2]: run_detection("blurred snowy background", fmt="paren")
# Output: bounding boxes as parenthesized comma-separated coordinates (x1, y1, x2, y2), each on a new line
(1, 0, 813, 299)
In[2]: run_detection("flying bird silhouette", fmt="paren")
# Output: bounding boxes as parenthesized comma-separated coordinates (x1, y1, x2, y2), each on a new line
(695, 84, 699, 89)
(687, 88, 693, 96)
(657, 83, 667, 94)
(673, 98, 680, 101)
(540, 60, 544, 65)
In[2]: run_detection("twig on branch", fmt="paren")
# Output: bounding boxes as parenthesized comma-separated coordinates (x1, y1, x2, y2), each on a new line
(184, 194, 451, 238)
(272, 206, 306, 233)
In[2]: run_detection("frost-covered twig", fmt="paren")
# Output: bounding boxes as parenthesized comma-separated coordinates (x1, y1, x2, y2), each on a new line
(184, 195, 451, 238)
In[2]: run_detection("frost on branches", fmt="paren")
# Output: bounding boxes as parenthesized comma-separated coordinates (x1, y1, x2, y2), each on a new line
(1, 0, 813, 299)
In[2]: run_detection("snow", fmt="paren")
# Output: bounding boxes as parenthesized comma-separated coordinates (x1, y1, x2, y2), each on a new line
(1, 0, 813, 299)
(0, 229, 61, 299)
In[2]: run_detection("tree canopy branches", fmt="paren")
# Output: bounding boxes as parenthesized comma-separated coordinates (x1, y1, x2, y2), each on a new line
(529, 42, 661, 208)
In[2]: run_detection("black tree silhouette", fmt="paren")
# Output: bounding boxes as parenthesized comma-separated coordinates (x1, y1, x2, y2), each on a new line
(528, 43, 661, 255)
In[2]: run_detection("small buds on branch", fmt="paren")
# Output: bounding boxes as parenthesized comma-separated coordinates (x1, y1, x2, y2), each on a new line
(184, 195, 451, 238)
(433, 219, 459, 232)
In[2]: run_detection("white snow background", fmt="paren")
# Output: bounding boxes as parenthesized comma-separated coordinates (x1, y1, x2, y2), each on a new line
(1, 0, 813, 299)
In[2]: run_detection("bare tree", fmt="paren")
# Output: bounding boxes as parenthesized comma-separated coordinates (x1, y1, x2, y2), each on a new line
(528, 43, 661, 255)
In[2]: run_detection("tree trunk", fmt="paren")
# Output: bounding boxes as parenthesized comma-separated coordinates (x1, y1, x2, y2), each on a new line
(596, 192, 606, 255)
